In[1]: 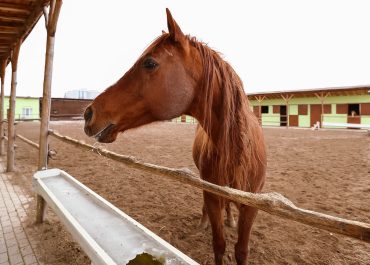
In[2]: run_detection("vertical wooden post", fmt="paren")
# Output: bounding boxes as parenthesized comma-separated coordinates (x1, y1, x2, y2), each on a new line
(36, 0, 62, 224)
(254, 96, 265, 125)
(281, 94, 293, 128)
(7, 42, 21, 172)
(315, 92, 330, 127)
(0, 60, 7, 155)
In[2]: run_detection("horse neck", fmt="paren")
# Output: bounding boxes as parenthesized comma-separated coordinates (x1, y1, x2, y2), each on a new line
(195, 58, 245, 140)
(190, 56, 248, 165)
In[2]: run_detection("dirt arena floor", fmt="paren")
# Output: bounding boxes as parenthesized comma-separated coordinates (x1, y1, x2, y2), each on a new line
(11, 121, 370, 265)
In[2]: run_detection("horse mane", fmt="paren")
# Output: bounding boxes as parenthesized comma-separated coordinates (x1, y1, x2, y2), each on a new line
(187, 36, 266, 191)
(143, 33, 266, 191)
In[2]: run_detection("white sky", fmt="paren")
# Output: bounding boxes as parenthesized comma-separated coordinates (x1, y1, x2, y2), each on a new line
(3, 0, 370, 97)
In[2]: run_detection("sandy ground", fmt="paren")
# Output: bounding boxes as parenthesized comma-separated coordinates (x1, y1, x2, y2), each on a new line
(9, 121, 370, 265)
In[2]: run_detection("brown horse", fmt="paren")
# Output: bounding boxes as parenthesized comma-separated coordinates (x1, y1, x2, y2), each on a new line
(84, 9, 266, 265)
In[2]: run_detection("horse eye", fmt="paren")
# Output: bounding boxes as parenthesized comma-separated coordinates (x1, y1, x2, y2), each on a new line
(143, 58, 158, 70)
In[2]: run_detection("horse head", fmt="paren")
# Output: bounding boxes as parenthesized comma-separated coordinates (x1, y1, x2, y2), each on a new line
(84, 9, 201, 143)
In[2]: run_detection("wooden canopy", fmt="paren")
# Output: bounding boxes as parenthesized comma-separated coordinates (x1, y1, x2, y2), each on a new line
(0, 0, 48, 61)
(247, 85, 370, 100)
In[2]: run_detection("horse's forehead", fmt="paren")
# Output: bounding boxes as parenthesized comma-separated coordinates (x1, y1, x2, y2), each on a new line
(146, 38, 180, 57)
(151, 45, 170, 57)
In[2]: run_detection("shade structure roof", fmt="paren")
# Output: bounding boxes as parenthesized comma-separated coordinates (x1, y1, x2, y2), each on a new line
(247, 85, 370, 100)
(0, 0, 48, 61)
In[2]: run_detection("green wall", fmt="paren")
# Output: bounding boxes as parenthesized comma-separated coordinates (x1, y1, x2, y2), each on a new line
(250, 94, 370, 106)
(249, 94, 370, 128)
(172, 115, 197, 123)
(3, 97, 40, 120)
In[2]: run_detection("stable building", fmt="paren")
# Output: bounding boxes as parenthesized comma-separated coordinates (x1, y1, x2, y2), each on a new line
(247, 85, 370, 128)
(48, 97, 92, 120)
(3, 96, 39, 120)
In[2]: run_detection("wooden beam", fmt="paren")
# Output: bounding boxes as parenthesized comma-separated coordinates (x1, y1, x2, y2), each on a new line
(0, 15, 25, 23)
(48, 0, 62, 37)
(0, 3, 31, 15)
(0, 0, 45, 61)
(0, 36, 15, 41)
(0, 31, 18, 36)
(48, 130, 370, 244)
(254, 96, 265, 124)
(6, 41, 21, 172)
(314, 92, 330, 127)
(0, 59, 6, 155)
(254, 95, 266, 103)
(38, 0, 62, 171)
(0, 10, 29, 19)
(16, 134, 39, 149)
(37, 0, 63, 224)
(0, 25, 21, 33)
(281, 94, 293, 102)
(281, 94, 293, 128)
(42, 6, 48, 29)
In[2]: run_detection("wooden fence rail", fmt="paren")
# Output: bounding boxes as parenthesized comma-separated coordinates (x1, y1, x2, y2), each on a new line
(16, 134, 39, 149)
(42, 129, 370, 244)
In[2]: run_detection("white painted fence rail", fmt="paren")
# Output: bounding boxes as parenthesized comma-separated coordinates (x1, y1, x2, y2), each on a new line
(33, 169, 199, 265)
(322, 121, 370, 129)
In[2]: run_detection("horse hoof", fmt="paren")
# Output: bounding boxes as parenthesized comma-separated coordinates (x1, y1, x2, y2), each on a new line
(226, 219, 237, 228)
(198, 220, 208, 230)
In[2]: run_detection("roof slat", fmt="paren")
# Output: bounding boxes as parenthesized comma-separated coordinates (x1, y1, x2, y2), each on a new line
(0, 25, 21, 32)
(0, 0, 49, 61)
(247, 86, 370, 100)
(0, 2, 34, 13)
(0, 17, 25, 25)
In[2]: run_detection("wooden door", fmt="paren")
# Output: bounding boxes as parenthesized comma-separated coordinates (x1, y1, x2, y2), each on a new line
(289, 115, 298, 126)
(280, 105, 287, 126)
(347, 116, 360, 124)
(310, 104, 322, 127)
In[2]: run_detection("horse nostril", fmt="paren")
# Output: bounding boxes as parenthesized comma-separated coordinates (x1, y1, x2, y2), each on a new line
(84, 106, 93, 122)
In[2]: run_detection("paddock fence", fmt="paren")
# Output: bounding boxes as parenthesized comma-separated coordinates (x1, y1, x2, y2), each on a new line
(14, 130, 370, 244)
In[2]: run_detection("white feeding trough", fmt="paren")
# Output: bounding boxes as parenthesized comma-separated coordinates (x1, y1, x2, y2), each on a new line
(33, 169, 199, 265)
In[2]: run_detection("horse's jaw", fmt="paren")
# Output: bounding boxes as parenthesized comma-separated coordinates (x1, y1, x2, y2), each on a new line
(93, 123, 118, 143)
(84, 123, 119, 143)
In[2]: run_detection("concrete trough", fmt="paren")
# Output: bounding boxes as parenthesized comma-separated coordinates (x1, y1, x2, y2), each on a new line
(33, 169, 199, 265)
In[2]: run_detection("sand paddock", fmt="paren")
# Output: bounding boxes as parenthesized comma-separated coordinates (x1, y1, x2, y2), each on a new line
(12, 121, 370, 265)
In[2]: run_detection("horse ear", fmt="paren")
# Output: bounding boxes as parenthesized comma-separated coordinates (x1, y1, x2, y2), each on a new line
(166, 8, 185, 42)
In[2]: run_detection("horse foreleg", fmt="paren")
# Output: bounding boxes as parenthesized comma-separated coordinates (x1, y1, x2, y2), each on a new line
(225, 201, 237, 228)
(204, 191, 226, 265)
(235, 205, 258, 265)
(198, 203, 209, 229)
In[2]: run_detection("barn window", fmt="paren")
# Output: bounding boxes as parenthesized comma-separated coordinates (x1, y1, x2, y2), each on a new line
(298, 105, 308, 115)
(348, 104, 359, 116)
(273, 105, 280, 114)
(261, 106, 269, 114)
(22, 107, 32, 118)
(323, 104, 332, 114)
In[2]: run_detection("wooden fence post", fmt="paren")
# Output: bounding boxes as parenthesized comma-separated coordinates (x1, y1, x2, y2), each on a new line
(281, 94, 293, 128)
(0, 60, 6, 155)
(254, 96, 265, 125)
(36, 0, 62, 223)
(315, 92, 330, 127)
(7, 42, 21, 172)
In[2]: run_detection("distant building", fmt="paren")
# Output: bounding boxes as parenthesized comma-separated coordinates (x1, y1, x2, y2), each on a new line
(248, 85, 370, 128)
(1, 96, 93, 121)
(48, 98, 92, 120)
(3, 96, 39, 120)
(64, 89, 100, 99)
